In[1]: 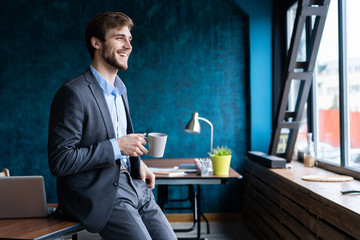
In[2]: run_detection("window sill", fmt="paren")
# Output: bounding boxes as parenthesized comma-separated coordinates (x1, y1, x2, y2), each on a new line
(244, 158, 360, 239)
(271, 160, 360, 216)
(316, 160, 360, 180)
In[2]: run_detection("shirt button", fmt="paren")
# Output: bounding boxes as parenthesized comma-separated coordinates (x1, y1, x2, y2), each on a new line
(113, 181, 119, 186)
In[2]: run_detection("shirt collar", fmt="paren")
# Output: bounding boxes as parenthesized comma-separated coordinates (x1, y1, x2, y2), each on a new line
(90, 65, 127, 96)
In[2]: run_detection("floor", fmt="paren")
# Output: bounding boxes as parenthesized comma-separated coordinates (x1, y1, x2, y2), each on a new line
(74, 221, 257, 240)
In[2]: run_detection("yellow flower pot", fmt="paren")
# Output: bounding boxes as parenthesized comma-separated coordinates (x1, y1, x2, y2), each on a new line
(210, 155, 232, 177)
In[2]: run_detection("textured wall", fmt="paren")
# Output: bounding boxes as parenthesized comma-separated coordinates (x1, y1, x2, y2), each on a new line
(0, 0, 249, 213)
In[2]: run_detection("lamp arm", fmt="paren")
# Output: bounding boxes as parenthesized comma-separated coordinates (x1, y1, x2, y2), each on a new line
(198, 117, 213, 154)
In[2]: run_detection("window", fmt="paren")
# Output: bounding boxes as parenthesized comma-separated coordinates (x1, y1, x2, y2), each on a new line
(346, 0, 360, 170)
(287, 0, 360, 176)
(314, 0, 340, 165)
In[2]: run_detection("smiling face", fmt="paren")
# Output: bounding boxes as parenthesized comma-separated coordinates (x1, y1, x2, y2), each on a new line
(100, 26, 132, 71)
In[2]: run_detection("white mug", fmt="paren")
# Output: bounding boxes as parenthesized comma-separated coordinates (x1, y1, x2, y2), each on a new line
(147, 133, 168, 158)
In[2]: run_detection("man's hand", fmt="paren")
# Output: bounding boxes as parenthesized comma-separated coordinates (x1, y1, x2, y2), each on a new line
(140, 160, 155, 189)
(117, 133, 149, 157)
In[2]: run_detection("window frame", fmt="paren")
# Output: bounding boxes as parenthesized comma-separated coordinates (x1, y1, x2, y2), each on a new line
(284, 0, 360, 179)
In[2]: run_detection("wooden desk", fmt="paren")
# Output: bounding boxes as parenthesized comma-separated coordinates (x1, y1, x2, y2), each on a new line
(0, 215, 84, 240)
(144, 158, 242, 240)
(145, 158, 241, 183)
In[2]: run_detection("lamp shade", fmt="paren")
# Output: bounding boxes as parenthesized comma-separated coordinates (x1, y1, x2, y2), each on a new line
(185, 112, 201, 134)
(184, 112, 214, 153)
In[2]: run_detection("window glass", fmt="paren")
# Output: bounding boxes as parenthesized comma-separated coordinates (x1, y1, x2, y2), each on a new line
(315, 0, 340, 164)
(346, 0, 360, 169)
(286, 0, 360, 174)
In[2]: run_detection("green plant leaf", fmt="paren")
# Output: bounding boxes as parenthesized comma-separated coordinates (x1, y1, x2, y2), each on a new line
(209, 145, 232, 156)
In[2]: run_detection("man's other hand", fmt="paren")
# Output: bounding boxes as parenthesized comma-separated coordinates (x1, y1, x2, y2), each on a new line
(140, 160, 155, 189)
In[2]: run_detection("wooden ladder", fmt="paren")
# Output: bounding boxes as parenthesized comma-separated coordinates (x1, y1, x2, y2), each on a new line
(269, 0, 331, 162)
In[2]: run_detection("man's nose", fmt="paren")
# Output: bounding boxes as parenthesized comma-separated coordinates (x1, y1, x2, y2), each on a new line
(124, 39, 132, 50)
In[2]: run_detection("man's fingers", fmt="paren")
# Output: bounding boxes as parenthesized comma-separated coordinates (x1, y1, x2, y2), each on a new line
(140, 137, 147, 145)
(117, 133, 149, 157)
(139, 145, 149, 155)
(136, 134, 147, 145)
(129, 146, 148, 157)
(146, 177, 155, 189)
(135, 141, 149, 155)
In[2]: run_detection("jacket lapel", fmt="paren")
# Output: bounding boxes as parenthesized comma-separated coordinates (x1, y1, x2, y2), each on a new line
(84, 68, 116, 139)
(121, 93, 134, 134)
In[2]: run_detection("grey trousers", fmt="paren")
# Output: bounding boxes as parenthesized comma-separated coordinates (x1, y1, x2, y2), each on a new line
(99, 171, 177, 240)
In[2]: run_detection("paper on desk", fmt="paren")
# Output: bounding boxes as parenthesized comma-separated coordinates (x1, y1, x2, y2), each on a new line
(148, 167, 187, 177)
(148, 167, 197, 173)
(149, 167, 181, 172)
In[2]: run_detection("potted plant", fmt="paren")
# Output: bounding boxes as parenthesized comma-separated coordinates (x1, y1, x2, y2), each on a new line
(209, 146, 232, 176)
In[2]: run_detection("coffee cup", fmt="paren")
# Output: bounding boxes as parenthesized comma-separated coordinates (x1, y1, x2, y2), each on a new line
(147, 133, 167, 158)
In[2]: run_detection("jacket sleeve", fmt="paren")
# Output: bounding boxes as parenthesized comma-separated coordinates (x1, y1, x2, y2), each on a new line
(48, 84, 115, 177)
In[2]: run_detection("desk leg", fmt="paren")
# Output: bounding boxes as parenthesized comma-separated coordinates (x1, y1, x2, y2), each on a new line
(157, 185, 168, 211)
(177, 185, 208, 240)
(157, 184, 208, 240)
(196, 185, 209, 239)
(201, 213, 210, 234)
(197, 185, 210, 235)
(173, 186, 197, 233)
(196, 186, 201, 239)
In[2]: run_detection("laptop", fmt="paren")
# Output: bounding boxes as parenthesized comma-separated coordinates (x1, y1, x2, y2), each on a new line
(0, 176, 53, 219)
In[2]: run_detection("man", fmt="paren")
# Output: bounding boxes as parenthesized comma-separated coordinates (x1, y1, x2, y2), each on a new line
(48, 12, 177, 240)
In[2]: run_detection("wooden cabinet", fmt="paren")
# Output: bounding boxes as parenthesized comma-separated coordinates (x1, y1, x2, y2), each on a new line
(243, 158, 360, 239)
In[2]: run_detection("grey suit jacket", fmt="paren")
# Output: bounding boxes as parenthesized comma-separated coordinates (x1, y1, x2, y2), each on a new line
(48, 68, 140, 232)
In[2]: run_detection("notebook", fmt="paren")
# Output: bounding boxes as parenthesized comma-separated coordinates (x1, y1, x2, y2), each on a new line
(0, 176, 52, 218)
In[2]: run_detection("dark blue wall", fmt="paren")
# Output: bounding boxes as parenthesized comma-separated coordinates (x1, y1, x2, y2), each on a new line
(238, 0, 273, 152)
(0, 0, 272, 213)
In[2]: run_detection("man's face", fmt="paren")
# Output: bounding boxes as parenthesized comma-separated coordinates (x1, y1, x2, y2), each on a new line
(101, 26, 132, 70)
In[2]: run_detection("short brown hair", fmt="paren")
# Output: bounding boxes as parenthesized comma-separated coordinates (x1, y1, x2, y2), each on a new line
(85, 12, 134, 59)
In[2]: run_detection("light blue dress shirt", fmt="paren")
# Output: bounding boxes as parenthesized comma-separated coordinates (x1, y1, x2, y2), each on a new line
(90, 65, 129, 166)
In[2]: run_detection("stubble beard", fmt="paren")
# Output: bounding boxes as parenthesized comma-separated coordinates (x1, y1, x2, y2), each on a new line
(101, 45, 128, 71)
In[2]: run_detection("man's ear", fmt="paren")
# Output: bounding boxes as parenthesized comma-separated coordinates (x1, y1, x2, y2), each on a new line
(91, 37, 101, 50)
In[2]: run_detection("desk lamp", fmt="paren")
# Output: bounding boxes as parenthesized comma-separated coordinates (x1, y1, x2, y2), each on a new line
(185, 112, 213, 154)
